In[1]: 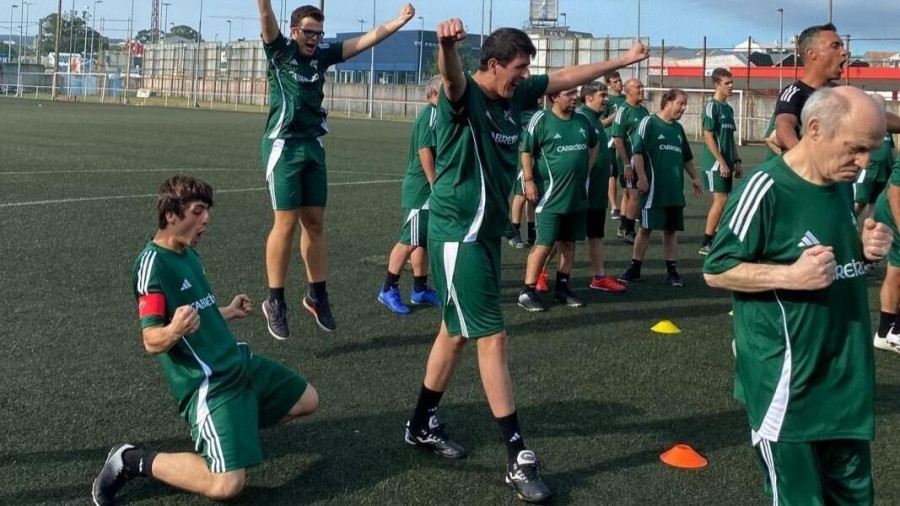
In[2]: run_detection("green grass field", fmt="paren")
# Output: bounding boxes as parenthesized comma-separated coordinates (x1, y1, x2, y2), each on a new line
(3, 96, 900, 506)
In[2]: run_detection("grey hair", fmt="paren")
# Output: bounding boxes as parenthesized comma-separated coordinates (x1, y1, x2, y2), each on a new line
(426, 75, 442, 97)
(800, 88, 850, 137)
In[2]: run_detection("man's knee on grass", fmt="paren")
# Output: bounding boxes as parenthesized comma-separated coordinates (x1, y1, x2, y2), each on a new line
(205, 470, 246, 501)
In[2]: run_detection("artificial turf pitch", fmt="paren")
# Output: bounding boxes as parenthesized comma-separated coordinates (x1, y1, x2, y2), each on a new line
(3, 97, 900, 505)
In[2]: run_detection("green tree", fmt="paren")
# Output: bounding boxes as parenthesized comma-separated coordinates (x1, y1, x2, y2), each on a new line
(428, 39, 480, 77)
(169, 25, 202, 42)
(135, 29, 154, 44)
(37, 12, 106, 57)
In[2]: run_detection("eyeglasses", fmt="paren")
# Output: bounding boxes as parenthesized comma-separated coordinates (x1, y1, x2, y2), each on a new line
(292, 27, 325, 39)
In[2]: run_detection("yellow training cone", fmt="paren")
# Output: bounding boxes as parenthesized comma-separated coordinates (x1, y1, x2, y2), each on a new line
(651, 320, 681, 334)
(728, 310, 734, 316)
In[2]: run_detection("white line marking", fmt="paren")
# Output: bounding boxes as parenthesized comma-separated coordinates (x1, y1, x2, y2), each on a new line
(0, 179, 403, 208)
(0, 168, 398, 176)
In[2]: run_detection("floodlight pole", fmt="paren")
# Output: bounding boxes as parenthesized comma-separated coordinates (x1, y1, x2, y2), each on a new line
(193, 0, 203, 107)
(52, 0, 62, 99)
(777, 8, 784, 91)
(828, 0, 833, 23)
(367, 0, 375, 118)
(480, 0, 484, 47)
(16, 2, 26, 96)
(416, 15, 423, 84)
(8, 4, 17, 63)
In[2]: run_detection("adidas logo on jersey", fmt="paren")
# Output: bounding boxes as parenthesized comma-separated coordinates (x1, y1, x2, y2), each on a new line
(181, 279, 193, 291)
(554, 133, 563, 139)
(658, 134, 666, 140)
(797, 231, 820, 248)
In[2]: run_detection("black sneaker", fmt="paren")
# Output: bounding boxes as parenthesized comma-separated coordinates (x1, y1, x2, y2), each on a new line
(666, 271, 684, 287)
(262, 299, 290, 340)
(617, 266, 641, 284)
(553, 286, 585, 307)
(404, 418, 468, 459)
(518, 290, 546, 312)
(506, 449, 552, 504)
(303, 295, 337, 332)
(623, 231, 636, 244)
(92, 443, 136, 506)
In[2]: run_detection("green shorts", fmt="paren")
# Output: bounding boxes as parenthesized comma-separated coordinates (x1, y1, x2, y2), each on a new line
(608, 145, 619, 178)
(536, 211, 586, 246)
(702, 166, 733, 194)
(184, 353, 308, 472)
(399, 208, 429, 247)
(585, 208, 606, 239)
(429, 238, 504, 339)
(513, 170, 526, 196)
(263, 137, 327, 210)
(754, 438, 872, 506)
(873, 197, 900, 267)
(640, 206, 684, 231)
(854, 180, 887, 205)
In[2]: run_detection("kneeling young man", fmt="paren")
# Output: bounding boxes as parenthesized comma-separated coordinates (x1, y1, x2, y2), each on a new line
(618, 89, 702, 286)
(93, 176, 319, 505)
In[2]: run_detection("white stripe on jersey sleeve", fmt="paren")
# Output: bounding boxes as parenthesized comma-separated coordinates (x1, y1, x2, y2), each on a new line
(526, 110, 545, 135)
(728, 172, 774, 242)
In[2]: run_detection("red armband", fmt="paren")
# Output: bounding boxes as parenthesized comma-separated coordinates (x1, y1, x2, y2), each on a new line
(138, 293, 166, 319)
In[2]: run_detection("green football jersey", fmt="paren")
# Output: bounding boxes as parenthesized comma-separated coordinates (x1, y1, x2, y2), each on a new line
(401, 104, 437, 209)
(429, 74, 549, 242)
(873, 157, 900, 220)
(610, 101, 650, 170)
(856, 132, 895, 185)
(602, 94, 626, 135)
(700, 98, 737, 171)
(133, 241, 252, 415)
(631, 114, 693, 208)
(704, 158, 874, 443)
(263, 33, 345, 140)
(577, 105, 612, 209)
(521, 108, 599, 214)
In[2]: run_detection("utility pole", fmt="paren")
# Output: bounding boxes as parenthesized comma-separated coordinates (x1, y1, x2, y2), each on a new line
(52, 0, 61, 99)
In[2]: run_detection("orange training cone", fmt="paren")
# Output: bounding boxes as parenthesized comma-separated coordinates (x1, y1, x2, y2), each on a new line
(660, 444, 708, 469)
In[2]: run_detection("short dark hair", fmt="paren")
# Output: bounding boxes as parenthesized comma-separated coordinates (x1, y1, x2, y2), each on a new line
(580, 81, 607, 103)
(291, 5, 324, 27)
(660, 88, 687, 109)
(478, 28, 536, 71)
(604, 71, 621, 83)
(798, 23, 837, 55)
(157, 175, 214, 229)
(711, 68, 732, 85)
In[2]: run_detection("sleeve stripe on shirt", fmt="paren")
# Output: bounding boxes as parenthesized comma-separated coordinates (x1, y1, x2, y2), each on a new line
(428, 107, 437, 129)
(137, 250, 157, 295)
(614, 106, 625, 124)
(705, 101, 714, 120)
(637, 115, 651, 137)
(779, 85, 800, 103)
(729, 172, 774, 242)
(527, 110, 545, 135)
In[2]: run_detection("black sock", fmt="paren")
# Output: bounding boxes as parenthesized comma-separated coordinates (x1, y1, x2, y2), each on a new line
(309, 281, 327, 302)
(523, 283, 537, 294)
(878, 311, 896, 338)
(555, 271, 570, 291)
(630, 259, 643, 273)
(382, 271, 401, 292)
(268, 287, 285, 303)
(413, 276, 428, 292)
(666, 260, 677, 274)
(512, 221, 521, 234)
(703, 234, 714, 246)
(527, 222, 536, 242)
(411, 385, 444, 430)
(122, 447, 157, 478)
(496, 412, 527, 463)
(626, 219, 636, 234)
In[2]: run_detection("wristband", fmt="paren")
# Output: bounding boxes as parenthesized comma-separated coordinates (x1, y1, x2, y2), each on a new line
(734, 158, 742, 164)
(524, 177, 533, 182)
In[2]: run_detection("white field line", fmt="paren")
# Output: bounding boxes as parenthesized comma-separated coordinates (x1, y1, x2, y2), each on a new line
(0, 179, 402, 208)
(0, 168, 398, 176)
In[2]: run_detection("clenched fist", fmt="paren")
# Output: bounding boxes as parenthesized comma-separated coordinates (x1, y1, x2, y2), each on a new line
(171, 305, 200, 336)
(861, 218, 892, 261)
(398, 3, 415, 23)
(437, 18, 466, 45)
(790, 245, 835, 290)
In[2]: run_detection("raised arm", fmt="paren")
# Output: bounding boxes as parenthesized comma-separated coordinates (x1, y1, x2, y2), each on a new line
(436, 18, 468, 103)
(256, 0, 280, 44)
(546, 43, 649, 95)
(342, 3, 415, 60)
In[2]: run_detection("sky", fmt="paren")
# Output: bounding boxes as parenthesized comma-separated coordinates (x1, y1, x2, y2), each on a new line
(2, 0, 899, 52)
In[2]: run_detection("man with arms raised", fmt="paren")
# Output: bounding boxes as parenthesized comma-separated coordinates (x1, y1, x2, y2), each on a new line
(402, 19, 646, 503)
(705, 87, 892, 505)
(256, 1, 415, 339)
